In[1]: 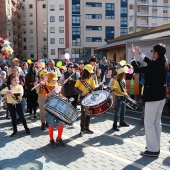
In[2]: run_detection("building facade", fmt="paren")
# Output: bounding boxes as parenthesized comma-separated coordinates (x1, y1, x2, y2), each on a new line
(128, 0, 170, 33)
(0, 0, 23, 60)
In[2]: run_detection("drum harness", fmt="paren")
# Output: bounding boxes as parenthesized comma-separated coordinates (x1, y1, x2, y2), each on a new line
(79, 78, 93, 93)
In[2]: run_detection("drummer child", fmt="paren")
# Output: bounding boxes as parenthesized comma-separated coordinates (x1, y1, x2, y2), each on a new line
(43, 72, 67, 148)
(74, 64, 103, 137)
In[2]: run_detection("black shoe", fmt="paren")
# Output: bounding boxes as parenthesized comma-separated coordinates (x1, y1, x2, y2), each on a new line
(50, 140, 57, 148)
(84, 127, 93, 134)
(120, 122, 129, 127)
(25, 128, 30, 135)
(41, 123, 46, 130)
(113, 126, 119, 131)
(141, 150, 159, 157)
(11, 130, 18, 137)
(57, 138, 66, 147)
(79, 130, 84, 137)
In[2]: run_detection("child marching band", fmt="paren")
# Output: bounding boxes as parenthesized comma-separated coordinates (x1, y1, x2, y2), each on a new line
(1, 75, 30, 137)
(43, 72, 67, 148)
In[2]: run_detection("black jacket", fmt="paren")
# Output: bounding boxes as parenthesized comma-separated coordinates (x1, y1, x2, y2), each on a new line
(131, 56, 168, 102)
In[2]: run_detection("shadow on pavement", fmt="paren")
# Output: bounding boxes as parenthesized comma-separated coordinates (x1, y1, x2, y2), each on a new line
(0, 149, 43, 170)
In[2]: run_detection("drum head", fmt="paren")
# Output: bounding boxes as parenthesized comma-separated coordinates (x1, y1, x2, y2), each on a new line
(81, 90, 109, 107)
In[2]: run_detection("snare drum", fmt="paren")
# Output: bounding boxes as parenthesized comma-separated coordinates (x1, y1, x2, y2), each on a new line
(81, 90, 113, 116)
(44, 95, 79, 125)
(122, 96, 139, 110)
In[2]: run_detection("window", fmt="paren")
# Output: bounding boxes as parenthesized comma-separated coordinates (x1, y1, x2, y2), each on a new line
(42, 4, 46, 8)
(43, 45, 47, 50)
(72, 38, 80, 46)
(152, 0, 157, 2)
(30, 13, 33, 17)
(121, 7, 127, 14)
(30, 54, 34, 58)
(50, 16, 55, 22)
(59, 38, 64, 44)
(72, 4, 80, 13)
(30, 45, 34, 50)
(86, 37, 102, 42)
(30, 37, 33, 42)
(130, 16, 133, 21)
(59, 16, 64, 22)
(105, 3, 115, 19)
(86, 26, 102, 31)
(86, 14, 102, 19)
(29, 4, 33, 9)
(59, 27, 64, 33)
(59, 5, 64, 10)
(51, 49, 55, 55)
(120, 28, 127, 35)
(121, 17, 127, 26)
(30, 21, 33, 25)
(163, 10, 168, 13)
(50, 38, 55, 44)
(50, 27, 55, 33)
(72, 16, 80, 25)
(129, 27, 134, 32)
(24, 46, 26, 50)
(50, 5, 55, 11)
(86, 2, 102, 7)
(72, 27, 80, 35)
(30, 29, 33, 33)
(43, 37, 47, 41)
(105, 26, 114, 40)
(129, 4, 134, 9)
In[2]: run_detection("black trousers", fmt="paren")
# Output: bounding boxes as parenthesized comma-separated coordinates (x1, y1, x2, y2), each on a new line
(65, 95, 78, 109)
(80, 96, 91, 130)
(8, 103, 28, 132)
(27, 90, 38, 115)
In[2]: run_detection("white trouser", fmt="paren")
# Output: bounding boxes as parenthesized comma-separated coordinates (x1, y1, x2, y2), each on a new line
(144, 99, 165, 152)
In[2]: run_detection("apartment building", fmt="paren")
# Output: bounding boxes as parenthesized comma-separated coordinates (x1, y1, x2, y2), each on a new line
(48, 0, 129, 61)
(21, 0, 48, 61)
(0, 0, 23, 60)
(128, 0, 170, 33)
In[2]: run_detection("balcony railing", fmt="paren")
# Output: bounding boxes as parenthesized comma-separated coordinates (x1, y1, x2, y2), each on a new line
(137, 22, 149, 27)
(137, 12, 149, 16)
(138, 0, 149, 5)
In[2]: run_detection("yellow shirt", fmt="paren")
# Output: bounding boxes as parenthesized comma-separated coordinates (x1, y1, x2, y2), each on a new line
(1, 84, 23, 104)
(113, 80, 127, 96)
(109, 78, 116, 91)
(75, 78, 95, 94)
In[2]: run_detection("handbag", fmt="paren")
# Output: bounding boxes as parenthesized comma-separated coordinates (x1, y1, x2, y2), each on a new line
(117, 80, 138, 110)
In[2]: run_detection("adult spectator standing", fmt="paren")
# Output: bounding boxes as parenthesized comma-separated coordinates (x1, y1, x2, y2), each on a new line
(47, 59, 62, 78)
(131, 44, 168, 157)
(8, 58, 22, 76)
(60, 63, 80, 108)
(102, 56, 107, 65)
(99, 59, 105, 82)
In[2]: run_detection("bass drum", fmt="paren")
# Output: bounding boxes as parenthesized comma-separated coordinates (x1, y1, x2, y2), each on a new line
(81, 90, 113, 116)
(44, 95, 79, 125)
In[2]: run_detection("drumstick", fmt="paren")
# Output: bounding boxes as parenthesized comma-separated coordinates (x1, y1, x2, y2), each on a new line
(63, 72, 76, 85)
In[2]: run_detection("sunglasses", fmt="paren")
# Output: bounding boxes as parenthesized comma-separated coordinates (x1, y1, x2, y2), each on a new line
(69, 66, 74, 68)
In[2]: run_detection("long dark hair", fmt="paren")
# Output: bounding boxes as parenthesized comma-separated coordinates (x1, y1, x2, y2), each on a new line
(153, 43, 168, 69)
(28, 63, 36, 75)
(82, 69, 90, 80)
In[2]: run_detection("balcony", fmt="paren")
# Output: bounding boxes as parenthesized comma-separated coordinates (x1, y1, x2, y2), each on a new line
(12, 17, 18, 23)
(13, 47, 18, 52)
(13, 28, 18, 34)
(137, 0, 149, 6)
(137, 11, 149, 16)
(18, 22, 22, 27)
(18, 38, 22, 44)
(18, 30, 22, 35)
(137, 22, 149, 28)
(13, 37, 18, 42)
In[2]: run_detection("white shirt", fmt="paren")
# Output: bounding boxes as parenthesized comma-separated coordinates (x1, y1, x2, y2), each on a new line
(47, 67, 62, 77)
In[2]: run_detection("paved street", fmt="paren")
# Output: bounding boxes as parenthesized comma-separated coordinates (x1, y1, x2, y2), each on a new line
(0, 105, 170, 170)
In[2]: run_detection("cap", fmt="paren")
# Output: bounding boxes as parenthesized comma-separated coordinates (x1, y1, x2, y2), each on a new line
(117, 68, 128, 75)
(84, 64, 94, 74)
(0, 71, 6, 78)
(67, 62, 73, 68)
(12, 58, 19, 62)
(39, 69, 48, 76)
(119, 60, 126, 66)
(59, 66, 66, 70)
(47, 72, 58, 81)
(89, 57, 96, 63)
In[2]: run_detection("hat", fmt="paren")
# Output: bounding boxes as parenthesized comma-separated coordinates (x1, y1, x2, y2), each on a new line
(89, 57, 96, 63)
(59, 66, 66, 70)
(117, 68, 128, 75)
(12, 58, 19, 62)
(0, 71, 6, 78)
(119, 60, 126, 66)
(84, 64, 94, 74)
(47, 72, 58, 81)
(39, 69, 48, 76)
(66, 62, 73, 68)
